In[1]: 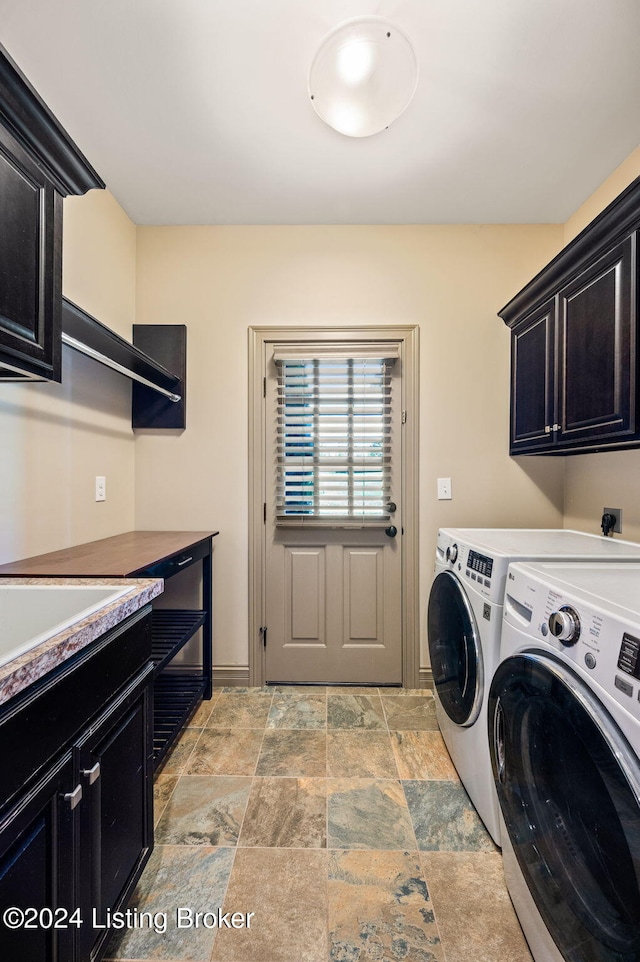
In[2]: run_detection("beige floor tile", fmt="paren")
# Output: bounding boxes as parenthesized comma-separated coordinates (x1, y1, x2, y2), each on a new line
(207, 692, 273, 728)
(153, 774, 179, 827)
(155, 775, 252, 846)
(329, 849, 445, 962)
(188, 692, 220, 727)
(327, 730, 398, 777)
(421, 851, 533, 962)
(381, 695, 439, 731)
(238, 777, 327, 848)
(156, 728, 203, 775)
(327, 778, 417, 850)
(327, 693, 387, 730)
(256, 729, 326, 777)
(185, 728, 264, 776)
(267, 691, 327, 729)
(391, 730, 459, 780)
(212, 848, 328, 962)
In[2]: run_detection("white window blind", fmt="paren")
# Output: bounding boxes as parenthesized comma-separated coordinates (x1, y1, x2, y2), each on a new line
(274, 343, 399, 525)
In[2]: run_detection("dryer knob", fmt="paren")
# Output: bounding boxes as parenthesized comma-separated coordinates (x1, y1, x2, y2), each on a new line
(548, 606, 581, 646)
(446, 544, 458, 564)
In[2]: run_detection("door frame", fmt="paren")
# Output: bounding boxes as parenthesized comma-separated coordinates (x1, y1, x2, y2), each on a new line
(248, 324, 420, 687)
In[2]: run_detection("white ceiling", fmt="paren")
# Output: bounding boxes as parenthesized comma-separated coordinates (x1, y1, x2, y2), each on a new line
(2, 0, 640, 225)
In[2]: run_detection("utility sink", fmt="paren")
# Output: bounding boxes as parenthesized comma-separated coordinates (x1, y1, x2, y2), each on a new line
(0, 584, 131, 669)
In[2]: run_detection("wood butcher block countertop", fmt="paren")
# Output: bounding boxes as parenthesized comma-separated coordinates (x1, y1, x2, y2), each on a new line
(0, 531, 218, 578)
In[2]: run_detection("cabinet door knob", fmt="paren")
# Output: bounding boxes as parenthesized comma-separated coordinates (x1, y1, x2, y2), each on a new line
(81, 762, 101, 785)
(63, 784, 83, 810)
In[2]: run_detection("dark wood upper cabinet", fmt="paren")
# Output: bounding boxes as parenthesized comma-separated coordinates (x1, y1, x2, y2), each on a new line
(500, 177, 640, 455)
(510, 299, 556, 453)
(0, 44, 104, 382)
(559, 236, 634, 446)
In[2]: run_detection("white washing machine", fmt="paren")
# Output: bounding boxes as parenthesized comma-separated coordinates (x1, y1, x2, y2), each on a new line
(427, 528, 640, 847)
(489, 561, 640, 962)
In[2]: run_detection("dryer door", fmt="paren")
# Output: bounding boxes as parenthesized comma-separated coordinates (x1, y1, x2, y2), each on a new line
(427, 570, 483, 726)
(489, 653, 640, 962)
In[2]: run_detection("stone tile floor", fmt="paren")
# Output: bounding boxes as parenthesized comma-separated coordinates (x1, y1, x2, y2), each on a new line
(106, 687, 533, 962)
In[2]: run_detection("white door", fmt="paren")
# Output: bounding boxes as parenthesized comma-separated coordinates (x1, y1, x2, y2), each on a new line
(263, 339, 403, 684)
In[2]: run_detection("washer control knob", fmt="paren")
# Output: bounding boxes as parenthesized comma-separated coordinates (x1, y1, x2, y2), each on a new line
(446, 544, 458, 564)
(548, 606, 581, 646)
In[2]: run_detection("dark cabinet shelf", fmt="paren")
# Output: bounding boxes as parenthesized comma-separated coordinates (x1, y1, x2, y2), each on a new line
(153, 671, 206, 766)
(150, 609, 206, 673)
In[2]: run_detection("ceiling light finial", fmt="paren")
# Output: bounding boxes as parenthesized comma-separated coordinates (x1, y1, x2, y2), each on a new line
(308, 15, 418, 138)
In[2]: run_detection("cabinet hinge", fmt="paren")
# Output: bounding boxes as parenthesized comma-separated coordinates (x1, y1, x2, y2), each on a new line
(263, 377, 266, 398)
(402, 410, 407, 424)
(259, 626, 268, 647)
(263, 502, 267, 524)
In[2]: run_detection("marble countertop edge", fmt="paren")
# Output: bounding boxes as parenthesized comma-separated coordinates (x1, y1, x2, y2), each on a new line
(0, 577, 163, 705)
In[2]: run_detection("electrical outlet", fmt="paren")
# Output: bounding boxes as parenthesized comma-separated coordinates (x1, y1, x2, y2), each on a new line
(437, 478, 452, 500)
(603, 507, 622, 534)
(95, 476, 106, 502)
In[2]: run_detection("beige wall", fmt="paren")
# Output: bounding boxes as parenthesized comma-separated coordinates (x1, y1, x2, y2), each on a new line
(134, 224, 565, 670)
(6, 154, 637, 671)
(0, 189, 137, 564)
(562, 148, 640, 541)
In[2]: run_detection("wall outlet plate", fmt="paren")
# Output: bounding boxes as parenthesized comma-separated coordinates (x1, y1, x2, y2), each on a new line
(603, 506, 622, 533)
(95, 476, 106, 502)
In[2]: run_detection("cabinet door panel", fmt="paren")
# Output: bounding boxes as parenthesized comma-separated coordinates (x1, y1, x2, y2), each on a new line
(0, 126, 61, 382)
(559, 237, 634, 444)
(76, 673, 153, 961)
(510, 299, 556, 452)
(0, 756, 75, 962)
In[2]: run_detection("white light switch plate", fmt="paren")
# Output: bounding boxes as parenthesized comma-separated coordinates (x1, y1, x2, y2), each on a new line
(437, 477, 452, 500)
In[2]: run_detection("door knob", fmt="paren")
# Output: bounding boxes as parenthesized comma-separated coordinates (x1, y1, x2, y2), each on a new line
(385, 525, 398, 538)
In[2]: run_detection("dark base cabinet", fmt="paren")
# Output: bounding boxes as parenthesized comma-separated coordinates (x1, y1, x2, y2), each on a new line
(0, 531, 218, 773)
(0, 608, 154, 962)
(0, 754, 75, 962)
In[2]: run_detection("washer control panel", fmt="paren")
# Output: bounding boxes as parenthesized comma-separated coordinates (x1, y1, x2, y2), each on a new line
(548, 605, 581, 646)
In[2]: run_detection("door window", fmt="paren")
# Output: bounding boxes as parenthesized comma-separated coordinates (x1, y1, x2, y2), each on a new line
(273, 343, 399, 526)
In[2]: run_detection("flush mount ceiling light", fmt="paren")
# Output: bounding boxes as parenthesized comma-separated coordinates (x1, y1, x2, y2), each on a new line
(308, 15, 418, 138)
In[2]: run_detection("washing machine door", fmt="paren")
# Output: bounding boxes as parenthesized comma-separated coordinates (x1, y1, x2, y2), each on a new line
(489, 652, 640, 962)
(427, 570, 483, 726)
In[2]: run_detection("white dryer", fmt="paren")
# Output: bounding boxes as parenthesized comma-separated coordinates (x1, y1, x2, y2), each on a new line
(490, 561, 640, 962)
(427, 528, 640, 847)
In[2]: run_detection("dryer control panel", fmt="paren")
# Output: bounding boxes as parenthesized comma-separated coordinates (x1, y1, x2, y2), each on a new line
(504, 561, 640, 722)
(618, 633, 640, 680)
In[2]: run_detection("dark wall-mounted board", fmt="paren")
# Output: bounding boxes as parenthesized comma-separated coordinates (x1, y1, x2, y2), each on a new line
(132, 324, 186, 429)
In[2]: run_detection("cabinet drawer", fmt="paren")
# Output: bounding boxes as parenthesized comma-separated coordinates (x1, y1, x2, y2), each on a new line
(131, 538, 209, 578)
(0, 607, 151, 814)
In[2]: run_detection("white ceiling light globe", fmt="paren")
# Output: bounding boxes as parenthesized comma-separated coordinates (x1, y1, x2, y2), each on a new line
(308, 16, 418, 138)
